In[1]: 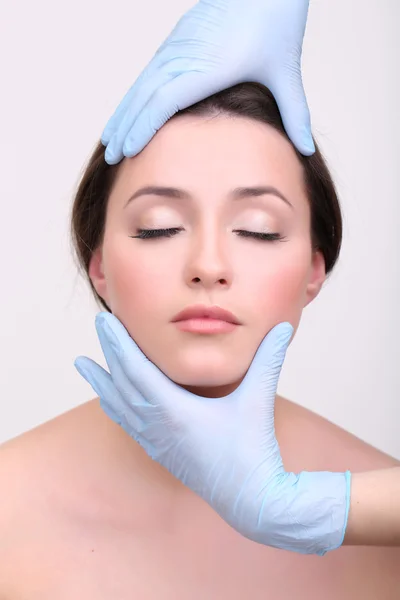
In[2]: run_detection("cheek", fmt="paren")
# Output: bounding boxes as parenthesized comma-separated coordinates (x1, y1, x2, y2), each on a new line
(245, 243, 312, 328)
(101, 236, 174, 324)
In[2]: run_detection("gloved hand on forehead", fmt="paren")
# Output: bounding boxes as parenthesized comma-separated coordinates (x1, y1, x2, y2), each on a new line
(74, 312, 351, 556)
(102, 0, 315, 165)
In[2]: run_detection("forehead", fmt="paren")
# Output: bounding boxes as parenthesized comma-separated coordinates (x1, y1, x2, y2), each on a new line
(110, 115, 307, 207)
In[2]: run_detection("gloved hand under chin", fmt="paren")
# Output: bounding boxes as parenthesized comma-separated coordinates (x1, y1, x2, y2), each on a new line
(74, 312, 351, 556)
(102, 0, 315, 164)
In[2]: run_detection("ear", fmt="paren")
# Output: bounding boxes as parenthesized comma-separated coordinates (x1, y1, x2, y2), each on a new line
(303, 250, 326, 308)
(88, 247, 109, 306)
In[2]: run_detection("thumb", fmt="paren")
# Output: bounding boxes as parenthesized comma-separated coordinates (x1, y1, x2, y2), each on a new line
(241, 322, 294, 400)
(271, 71, 315, 156)
(237, 322, 293, 456)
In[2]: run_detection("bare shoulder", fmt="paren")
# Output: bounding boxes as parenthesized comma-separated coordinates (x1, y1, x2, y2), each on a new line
(0, 430, 44, 590)
(0, 413, 67, 536)
(0, 402, 102, 547)
(0, 436, 26, 551)
(275, 395, 399, 472)
(0, 401, 108, 593)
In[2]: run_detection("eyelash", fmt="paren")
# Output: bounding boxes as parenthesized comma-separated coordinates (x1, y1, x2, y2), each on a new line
(129, 227, 287, 242)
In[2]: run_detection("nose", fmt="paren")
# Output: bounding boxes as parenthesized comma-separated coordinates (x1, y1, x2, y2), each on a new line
(184, 228, 233, 291)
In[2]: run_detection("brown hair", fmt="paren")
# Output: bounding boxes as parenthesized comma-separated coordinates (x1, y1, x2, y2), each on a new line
(70, 82, 342, 313)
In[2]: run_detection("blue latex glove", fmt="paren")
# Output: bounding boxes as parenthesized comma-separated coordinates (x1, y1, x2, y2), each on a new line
(74, 312, 351, 556)
(102, 0, 315, 165)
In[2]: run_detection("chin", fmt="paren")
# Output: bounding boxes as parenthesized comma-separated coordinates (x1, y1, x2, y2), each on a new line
(164, 359, 247, 396)
(183, 382, 241, 398)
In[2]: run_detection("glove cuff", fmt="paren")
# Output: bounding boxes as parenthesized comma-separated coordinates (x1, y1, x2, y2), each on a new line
(288, 469, 352, 556)
(255, 469, 351, 555)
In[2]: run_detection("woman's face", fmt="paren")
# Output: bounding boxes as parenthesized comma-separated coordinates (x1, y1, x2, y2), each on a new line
(90, 115, 325, 397)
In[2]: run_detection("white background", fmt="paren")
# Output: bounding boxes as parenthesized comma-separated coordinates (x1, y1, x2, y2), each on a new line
(1, 0, 399, 458)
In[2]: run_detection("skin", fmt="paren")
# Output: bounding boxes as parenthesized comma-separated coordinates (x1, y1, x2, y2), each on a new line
(89, 114, 325, 397)
(1, 398, 399, 598)
(1, 115, 399, 597)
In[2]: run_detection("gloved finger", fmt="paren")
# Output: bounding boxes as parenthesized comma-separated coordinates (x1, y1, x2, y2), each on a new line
(100, 393, 149, 445)
(101, 52, 165, 147)
(96, 312, 182, 407)
(94, 314, 136, 391)
(100, 396, 123, 426)
(105, 53, 202, 164)
(74, 356, 121, 424)
(122, 69, 217, 158)
(270, 74, 315, 156)
(104, 69, 172, 164)
(124, 424, 181, 465)
(102, 86, 136, 148)
(75, 352, 152, 436)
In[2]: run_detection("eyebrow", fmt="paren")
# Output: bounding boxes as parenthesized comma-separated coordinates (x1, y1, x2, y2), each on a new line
(124, 185, 294, 210)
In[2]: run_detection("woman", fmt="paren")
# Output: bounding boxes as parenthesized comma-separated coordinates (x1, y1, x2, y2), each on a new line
(96, 0, 400, 553)
(1, 82, 398, 598)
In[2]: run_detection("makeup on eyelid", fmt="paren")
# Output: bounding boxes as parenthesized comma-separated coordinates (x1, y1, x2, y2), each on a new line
(125, 190, 290, 218)
(133, 206, 281, 233)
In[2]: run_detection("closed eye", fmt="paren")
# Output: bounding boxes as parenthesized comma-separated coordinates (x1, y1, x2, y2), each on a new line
(130, 227, 287, 242)
(130, 227, 183, 239)
(233, 230, 287, 242)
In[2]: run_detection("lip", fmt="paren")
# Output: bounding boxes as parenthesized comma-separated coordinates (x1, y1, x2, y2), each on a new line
(171, 304, 242, 325)
(173, 318, 238, 334)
